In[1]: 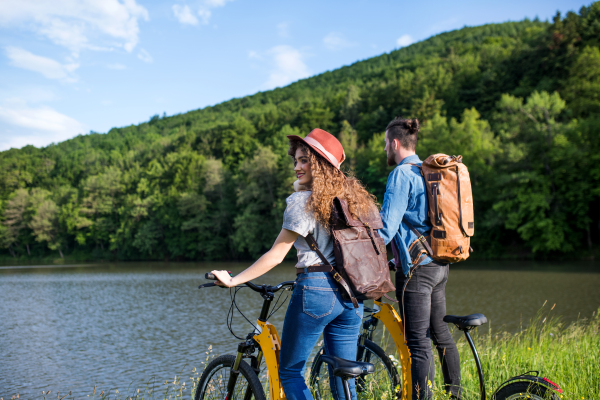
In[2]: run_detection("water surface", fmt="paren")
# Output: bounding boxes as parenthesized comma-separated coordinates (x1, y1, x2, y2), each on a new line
(1, 260, 598, 399)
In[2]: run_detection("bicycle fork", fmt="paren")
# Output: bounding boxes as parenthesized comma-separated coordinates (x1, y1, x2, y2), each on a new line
(225, 341, 256, 400)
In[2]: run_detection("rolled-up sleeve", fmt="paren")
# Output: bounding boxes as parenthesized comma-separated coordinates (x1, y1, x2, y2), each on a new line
(282, 192, 312, 237)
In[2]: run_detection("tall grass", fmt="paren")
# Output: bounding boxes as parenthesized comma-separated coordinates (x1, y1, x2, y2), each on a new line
(431, 305, 600, 400)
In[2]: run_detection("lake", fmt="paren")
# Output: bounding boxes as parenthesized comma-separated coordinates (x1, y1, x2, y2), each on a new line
(1, 260, 599, 399)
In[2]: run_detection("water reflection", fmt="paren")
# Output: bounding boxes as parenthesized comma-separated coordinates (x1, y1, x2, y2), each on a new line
(0, 260, 598, 399)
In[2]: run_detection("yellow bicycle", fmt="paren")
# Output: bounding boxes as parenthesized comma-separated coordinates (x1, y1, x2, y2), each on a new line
(310, 299, 413, 400)
(195, 273, 295, 400)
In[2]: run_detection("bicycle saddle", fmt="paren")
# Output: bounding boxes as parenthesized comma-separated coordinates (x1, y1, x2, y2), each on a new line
(444, 313, 488, 330)
(320, 355, 375, 378)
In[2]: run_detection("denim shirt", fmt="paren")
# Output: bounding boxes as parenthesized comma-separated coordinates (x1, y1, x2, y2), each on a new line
(378, 154, 433, 276)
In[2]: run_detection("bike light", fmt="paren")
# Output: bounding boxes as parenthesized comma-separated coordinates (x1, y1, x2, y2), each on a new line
(542, 377, 563, 393)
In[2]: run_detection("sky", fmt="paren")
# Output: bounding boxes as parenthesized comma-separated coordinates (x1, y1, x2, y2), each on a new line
(0, 0, 588, 151)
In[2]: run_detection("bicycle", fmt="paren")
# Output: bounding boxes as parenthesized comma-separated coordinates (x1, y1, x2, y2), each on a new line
(311, 305, 564, 400)
(310, 298, 412, 400)
(443, 313, 563, 400)
(195, 273, 295, 400)
(195, 273, 377, 400)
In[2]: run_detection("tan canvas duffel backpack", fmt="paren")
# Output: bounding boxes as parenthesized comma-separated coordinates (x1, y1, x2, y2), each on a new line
(405, 154, 474, 264)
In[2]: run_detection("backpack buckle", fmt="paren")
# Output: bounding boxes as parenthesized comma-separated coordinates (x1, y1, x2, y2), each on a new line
(333, 273, 342, 282)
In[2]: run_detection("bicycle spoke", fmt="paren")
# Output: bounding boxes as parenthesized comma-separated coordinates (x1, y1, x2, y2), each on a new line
(201, 365, 256, 400)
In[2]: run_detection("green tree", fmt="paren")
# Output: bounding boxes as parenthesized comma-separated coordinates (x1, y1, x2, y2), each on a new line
(1, 189, 30, 256)
(79, 167, 124, 251)
(29, 196, 62, 258)
(339, 120, 358, 172)
(492, 91, 584, 253)
(340, 85, 361, 127)
(563, 46, 600, 117)
(233, 146, 293, 257)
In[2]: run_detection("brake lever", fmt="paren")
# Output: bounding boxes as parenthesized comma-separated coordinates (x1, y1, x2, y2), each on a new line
(198, 282, 217, 289)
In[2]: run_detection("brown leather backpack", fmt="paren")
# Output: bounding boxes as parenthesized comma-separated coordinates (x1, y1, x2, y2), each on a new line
(405, 154, 474, 265)
(306, 197, 396, 308)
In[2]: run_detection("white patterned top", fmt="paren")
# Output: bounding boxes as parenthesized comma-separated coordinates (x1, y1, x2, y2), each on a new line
(282, 191, 336, 268)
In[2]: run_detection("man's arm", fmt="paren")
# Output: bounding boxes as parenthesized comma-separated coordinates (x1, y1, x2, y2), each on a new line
(379, 168, 410, 245)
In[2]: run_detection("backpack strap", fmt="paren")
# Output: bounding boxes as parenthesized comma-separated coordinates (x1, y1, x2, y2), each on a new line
(403, 162, 435, 263)
(305, 233, 359, 308)
(403, 219, 435, 262)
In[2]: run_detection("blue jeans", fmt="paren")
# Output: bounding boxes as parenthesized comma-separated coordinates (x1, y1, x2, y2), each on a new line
(279, 272, 364, 400)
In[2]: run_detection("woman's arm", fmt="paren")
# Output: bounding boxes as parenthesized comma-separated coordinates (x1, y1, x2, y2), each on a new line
(211, 228, 299, 287)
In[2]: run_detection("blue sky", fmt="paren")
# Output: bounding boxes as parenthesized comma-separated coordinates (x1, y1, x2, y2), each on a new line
(0, 0, 587, 151)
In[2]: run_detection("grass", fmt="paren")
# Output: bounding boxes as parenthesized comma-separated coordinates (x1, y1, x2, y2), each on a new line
(430, 304, 600, 400)
(6, 307, 598, 400)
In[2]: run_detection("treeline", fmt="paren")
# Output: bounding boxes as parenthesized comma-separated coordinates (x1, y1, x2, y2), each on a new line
(1, 4, 599, 261)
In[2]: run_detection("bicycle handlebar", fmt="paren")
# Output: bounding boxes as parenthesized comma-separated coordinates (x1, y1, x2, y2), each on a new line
(200, 272, 295, 293)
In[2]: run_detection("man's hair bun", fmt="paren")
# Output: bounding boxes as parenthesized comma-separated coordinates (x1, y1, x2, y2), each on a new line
(408, 119, 420, 134)
(385, 116, 420, 151)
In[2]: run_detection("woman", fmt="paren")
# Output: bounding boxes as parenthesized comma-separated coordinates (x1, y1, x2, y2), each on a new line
(211, 128, 379, 400)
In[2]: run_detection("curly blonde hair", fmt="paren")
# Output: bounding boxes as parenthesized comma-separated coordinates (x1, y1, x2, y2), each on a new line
(289, 140, 379, 228)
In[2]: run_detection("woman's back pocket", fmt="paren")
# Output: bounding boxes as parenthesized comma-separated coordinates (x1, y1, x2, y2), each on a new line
(302, 286, 337, 319)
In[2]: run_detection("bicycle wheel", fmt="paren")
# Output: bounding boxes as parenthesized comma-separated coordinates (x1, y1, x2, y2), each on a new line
(309, 339, 401, 400)
(493, 381, 560, 400)
(195, 354, 266, 400)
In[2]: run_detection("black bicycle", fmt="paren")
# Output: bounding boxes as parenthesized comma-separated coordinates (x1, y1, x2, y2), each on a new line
(310, 308, 564, 400)
(444, 313, 563, 400)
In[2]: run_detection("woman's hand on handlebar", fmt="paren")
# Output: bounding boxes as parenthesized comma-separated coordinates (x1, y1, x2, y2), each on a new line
(212, 229, 298, 288)
(211, 270, 236, 287)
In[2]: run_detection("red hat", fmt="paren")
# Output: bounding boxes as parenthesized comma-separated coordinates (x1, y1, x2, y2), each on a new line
(287, 128, 346, 170)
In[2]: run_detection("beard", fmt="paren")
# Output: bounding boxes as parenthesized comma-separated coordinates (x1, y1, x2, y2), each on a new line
(386, 150, 396, 166)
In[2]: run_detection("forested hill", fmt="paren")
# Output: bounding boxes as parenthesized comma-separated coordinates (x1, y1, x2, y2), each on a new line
(1, 4, 599, 261)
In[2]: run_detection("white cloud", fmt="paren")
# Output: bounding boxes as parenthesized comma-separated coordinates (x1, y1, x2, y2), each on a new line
(137, 49, 153, 63)
(264, 45, 310, 90)
(205, 0, 231, 7)
(323, 32, 355, 51)
(396, 34, 415, 47)
(277, 22, 289, 38)
(5, 46, 79, 82)
(172, 4, 198, 25)
(0, 100, 86, 150)
(248, 50, 261, 60)
(0, 0, 149, 54)
(197, 9, 212, 24)
(196, 0, 234, 24)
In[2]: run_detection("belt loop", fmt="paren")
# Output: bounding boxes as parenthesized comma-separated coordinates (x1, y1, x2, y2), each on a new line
(304, 267, 308, 274)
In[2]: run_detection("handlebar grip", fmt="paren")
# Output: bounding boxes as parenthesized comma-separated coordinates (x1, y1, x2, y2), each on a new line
(198, 282, 217, 289)
(205, 272, 216, 280)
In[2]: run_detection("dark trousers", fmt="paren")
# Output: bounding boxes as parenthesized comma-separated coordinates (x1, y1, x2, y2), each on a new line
(396, 263, 462, 399)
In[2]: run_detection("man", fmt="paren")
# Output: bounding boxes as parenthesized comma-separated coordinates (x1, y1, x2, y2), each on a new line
(378, 117, 461, 399)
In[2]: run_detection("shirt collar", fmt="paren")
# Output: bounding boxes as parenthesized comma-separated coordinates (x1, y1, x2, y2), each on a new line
(398, 154, 421, 166)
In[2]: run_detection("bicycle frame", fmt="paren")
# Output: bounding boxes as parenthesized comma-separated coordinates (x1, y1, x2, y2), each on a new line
(221, 282, 293, 400)
(254, 320, 285, 399)
(370, 300, 412, 400)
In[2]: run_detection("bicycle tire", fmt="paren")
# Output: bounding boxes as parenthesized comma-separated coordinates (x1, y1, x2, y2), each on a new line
(492, 381, 560, 400)
(195, 354, 266, 400)
(309, 339, 401, 400)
